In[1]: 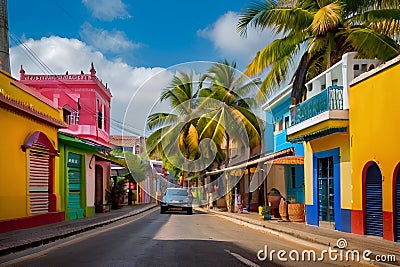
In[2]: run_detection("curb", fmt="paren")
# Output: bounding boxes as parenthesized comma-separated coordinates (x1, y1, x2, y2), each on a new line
(197, 208, 389, 267)
(0, 204, 158, 257)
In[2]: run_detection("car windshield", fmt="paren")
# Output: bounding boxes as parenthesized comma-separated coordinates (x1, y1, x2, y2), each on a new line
(167, 189, 188, 196)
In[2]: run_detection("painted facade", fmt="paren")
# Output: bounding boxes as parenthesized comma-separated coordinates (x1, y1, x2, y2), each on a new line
(287, 53, 381, 232)
(349, 55, 400, 241)
(0, 70, 66, 233)
(264, 84, 305, 204)
(58, 133, 100, 219)
(19, 64, 113, 218)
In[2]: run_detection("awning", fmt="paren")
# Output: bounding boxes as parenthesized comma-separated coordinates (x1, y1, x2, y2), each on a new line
(206, 147, 294, 175)
(267, 156, 304, 165)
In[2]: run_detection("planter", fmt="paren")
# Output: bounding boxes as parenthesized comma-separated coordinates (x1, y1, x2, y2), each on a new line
(288, 203, 305, 222)
(279, 199, 288, 221)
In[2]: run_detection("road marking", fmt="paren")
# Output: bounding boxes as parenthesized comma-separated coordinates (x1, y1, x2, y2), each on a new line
(224, 249, 261, 267)
(0, 208, 158, 266)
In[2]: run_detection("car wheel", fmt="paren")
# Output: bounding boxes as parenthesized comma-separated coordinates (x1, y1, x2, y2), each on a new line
(187, 207, 192, 215)
(160, 206, 165, 214)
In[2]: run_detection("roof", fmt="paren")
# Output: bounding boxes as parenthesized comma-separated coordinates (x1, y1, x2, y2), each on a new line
(206, 147, 295, 175)
(350, 54, 400, 86)
(268, 156, 304, 165)
(109, 135, 143, 147)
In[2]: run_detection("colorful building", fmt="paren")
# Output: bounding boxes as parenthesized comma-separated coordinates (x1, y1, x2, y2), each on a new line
(0, 70, 66, 233)
(286, 53, 380, 232)
(19, 64, 113, 218)
(349, 55, 400, 241)
(264, 84, 305, 204)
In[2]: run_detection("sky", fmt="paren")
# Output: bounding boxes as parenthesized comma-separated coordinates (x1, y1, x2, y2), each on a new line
(8, 0, 277, 135)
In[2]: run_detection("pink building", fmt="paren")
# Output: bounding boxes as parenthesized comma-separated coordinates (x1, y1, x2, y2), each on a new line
(19, 63, 111, 146)
(19, 64, 113, 217)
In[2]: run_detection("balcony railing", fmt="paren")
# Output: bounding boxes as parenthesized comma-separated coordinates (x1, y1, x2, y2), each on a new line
(290, 86, 344, 126)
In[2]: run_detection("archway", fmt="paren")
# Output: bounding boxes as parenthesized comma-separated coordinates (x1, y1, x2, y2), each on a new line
(364, 162, 383, 237)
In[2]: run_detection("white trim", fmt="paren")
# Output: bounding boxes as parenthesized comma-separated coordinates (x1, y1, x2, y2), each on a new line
(287, 110, 348, 136)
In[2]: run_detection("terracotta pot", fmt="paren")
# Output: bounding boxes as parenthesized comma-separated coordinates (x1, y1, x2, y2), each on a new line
(288, 203, 305, 222)
(279, 199, 288, 220)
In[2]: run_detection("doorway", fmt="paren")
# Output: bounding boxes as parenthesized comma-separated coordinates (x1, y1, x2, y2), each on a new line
(318, 157, 334, 226)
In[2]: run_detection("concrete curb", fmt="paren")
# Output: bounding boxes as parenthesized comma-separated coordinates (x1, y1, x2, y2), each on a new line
(197, 208, 394, 267)
(0, 204, 158, 257)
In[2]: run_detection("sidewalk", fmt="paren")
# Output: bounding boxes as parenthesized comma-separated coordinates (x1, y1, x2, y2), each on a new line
(197, 207, 400, 266)
(1, 204, 399, 266)
(0, 203, 157, 257)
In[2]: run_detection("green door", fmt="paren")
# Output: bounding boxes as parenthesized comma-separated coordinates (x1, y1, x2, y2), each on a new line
(67, 153, 84, 219)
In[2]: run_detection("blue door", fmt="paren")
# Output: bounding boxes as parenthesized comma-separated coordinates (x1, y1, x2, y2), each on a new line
(365, 163, 383, 237)
(318, 157, 334, 223)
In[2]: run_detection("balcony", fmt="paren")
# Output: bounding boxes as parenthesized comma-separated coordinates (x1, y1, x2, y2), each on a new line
(287, 86, 349, 142)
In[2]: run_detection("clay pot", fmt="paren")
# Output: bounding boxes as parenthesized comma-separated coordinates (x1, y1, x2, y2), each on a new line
(288, 203, 305, 222)
(279, 199, 288, 220)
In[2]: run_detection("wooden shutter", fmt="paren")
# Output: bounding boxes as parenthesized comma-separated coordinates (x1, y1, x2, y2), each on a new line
(29, 144, 50, 215)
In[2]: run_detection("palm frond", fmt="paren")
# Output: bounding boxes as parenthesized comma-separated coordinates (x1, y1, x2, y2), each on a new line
(245, 31, 307, 77)
(146, 112, 178, 131)
(345, 27, 400, 61)
(311, 2, 343, 36)
(237, 0, 313, 36)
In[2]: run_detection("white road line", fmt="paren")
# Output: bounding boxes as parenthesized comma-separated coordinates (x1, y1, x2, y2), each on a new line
(224, 249, 261, 267)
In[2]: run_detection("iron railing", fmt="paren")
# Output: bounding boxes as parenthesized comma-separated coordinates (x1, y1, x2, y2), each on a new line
(290, 86, 344, 126)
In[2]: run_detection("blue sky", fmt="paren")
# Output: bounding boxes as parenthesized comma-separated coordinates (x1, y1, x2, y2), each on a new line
(8, 0, 276, 134)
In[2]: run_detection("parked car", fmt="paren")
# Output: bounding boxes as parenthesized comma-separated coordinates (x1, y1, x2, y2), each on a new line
(160, 188, 193, 215)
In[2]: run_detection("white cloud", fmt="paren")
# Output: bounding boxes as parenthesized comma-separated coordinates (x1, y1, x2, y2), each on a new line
(82, 0, 131, 21)
(9, 36, 172, 135)
(80, 22, 140, 53)
(198, 11, 277, 68)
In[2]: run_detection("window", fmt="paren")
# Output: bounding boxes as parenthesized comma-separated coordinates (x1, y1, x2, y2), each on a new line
(284, 116, 289, 129)
(361, 64, 368, 72)
(332, 79, 338, 86)
(321, 84, 326, 91)
(275, 120, 283, 132)
(97, 112, 103, 129)
(307, 83, 313, 91)
(353, 64, 359, 70)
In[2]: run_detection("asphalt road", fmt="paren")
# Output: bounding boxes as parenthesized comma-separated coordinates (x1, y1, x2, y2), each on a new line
(1, 208, 360, 267)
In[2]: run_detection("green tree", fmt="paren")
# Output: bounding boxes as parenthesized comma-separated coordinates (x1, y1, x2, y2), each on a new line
(146, 71, 202, 184)
(238, 0, 400, 103)
(198, 60, 264, 211)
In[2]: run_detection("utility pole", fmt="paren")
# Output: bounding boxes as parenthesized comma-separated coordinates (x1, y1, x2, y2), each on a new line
(0, 0, 10, 73)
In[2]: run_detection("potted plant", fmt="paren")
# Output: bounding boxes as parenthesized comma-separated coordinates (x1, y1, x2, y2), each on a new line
(262, 205, 271, 220)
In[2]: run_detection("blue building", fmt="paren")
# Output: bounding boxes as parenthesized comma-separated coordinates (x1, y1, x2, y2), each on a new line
(264, 84, 305, 204)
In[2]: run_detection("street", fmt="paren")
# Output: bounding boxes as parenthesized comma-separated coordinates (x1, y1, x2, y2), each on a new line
(1, 208, 360, 267)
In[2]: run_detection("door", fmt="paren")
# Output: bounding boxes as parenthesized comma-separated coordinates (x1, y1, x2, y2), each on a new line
(365, 162, 383, 237)
(67, 153, 83, 220)
(318, 157, 334, 224)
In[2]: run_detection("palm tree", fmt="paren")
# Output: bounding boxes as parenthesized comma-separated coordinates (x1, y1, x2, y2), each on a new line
(146, 71, 204, 185)
(238, 0, 400, 104)
(197, 60, 264, 211)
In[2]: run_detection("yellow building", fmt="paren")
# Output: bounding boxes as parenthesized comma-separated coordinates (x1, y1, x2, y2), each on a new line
(0, 70, 66, 233)
(286, 53, 379, 232)
(349, 55, 400, 242)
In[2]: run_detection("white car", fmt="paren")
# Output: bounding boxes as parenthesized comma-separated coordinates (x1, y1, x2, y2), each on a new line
(160, 188, 193, 215)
